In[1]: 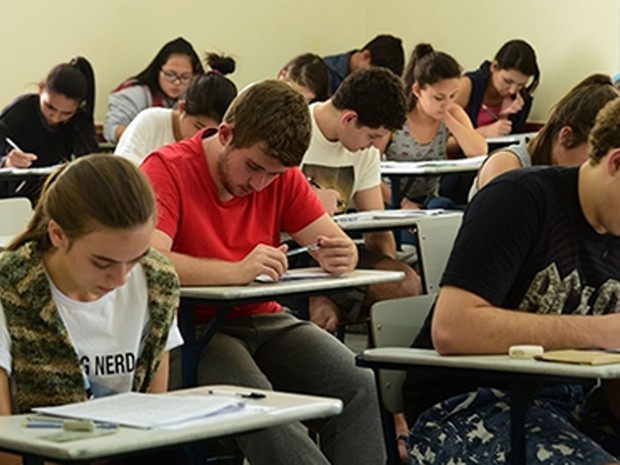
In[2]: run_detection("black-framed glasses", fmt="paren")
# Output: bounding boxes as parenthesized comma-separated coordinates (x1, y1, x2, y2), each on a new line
(160, 69, 193, 84)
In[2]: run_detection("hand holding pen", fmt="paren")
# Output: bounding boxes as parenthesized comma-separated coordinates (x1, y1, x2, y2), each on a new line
(307, 235, 357, 275)
(4, 138, 37, 168)
(307, 177, 345, 216)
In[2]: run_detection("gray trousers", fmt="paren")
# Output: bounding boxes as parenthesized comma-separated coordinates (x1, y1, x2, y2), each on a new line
(170, 312, 385, 465)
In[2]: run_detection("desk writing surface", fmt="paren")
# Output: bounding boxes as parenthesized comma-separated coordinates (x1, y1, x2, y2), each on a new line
(180, 269, 405, 302)
(360, 348, 620, 379)
(334, 210, 462, 232)
(0, 385, 342, 462)
(380, 155, 487, 177)
(0, 165, 60, 178)
(485, 132, 538, 146)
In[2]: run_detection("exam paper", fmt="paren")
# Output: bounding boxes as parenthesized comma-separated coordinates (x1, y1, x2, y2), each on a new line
(33, 392, 245, 429)
(255, 267, 333, 283)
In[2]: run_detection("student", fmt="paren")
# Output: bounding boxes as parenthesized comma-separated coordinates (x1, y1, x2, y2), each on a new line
(470, 73, 619, 199)
(403, 97, 620, 464)
(0, 155, 186, 464)
(141, 80, 386, 465)
(455, 39, 540, 137)
(300, 67, 421, 331)
(323, 34, 405, 94)
(0, 58, 99, 201)
(278, 52, 330, 102)
(104, 37, 204, 144)
(115, 53, 237, 165)
(383, 43, 487, 211)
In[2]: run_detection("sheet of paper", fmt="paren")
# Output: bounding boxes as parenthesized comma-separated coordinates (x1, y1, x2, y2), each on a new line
(255, 267, 334, 283)
(33, 393, 245, 429)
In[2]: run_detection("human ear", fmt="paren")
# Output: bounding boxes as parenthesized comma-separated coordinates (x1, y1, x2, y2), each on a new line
(341, 110, 358, 126)
(47, 219, 67, 248)
(412, 82, 422, 98)
(217, 123, 233, 146)
(608, 148, 620, 175)
(558, 126, 575, 148)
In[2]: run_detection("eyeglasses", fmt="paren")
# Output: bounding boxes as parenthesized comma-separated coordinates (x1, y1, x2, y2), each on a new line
(160, 69, 193, 84)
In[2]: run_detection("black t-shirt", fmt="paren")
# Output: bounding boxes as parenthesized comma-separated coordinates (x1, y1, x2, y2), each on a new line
(404, 166, 620, 422)
(0, 94, 98, 201)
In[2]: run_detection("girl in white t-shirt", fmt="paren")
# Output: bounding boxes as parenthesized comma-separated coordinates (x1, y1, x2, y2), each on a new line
(0, 155, 186, 465)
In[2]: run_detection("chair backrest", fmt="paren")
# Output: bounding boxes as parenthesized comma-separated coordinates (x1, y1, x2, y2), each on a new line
(0, 197, 33, 248)
(370, 293, 436, 413)
(414, 213, 462, 293)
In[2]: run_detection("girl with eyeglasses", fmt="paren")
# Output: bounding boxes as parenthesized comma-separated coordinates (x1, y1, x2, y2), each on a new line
(454, 39, 540, 138)
(114, 53, 237, 165)
(104, 37, 204, 144)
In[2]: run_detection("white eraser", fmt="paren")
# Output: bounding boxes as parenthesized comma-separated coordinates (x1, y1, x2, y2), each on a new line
(509, 345, 544, 359)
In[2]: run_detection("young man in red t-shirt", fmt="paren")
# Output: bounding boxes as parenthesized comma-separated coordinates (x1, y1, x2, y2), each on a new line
(142, 80, 386, 465)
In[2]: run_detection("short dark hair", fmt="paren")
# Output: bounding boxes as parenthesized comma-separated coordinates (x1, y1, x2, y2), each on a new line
(331, 67, 407, 131)
(362, 34, 405, 77)
(224, 80, 311, 167)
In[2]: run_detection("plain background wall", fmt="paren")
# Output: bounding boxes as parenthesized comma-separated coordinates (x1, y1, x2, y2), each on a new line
(0, 0, 617, 124)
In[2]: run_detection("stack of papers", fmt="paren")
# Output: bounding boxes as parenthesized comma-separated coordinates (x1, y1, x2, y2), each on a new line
(33, 392, 245, 429)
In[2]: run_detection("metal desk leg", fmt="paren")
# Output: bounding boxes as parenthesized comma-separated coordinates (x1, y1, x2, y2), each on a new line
(509, 380, 543, 465)
(179, 300, 230, 388)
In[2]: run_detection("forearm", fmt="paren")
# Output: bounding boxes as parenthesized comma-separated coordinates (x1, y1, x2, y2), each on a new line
(444, 113, 487, 156)
(432, 287, 620, 355)
(446, 127, 487, 156)
(155, 250, 249, 286)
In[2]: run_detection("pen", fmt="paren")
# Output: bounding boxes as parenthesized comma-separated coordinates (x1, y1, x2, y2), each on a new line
(4, 137, 29, 193)
(481, 104, 500, 121)
(307, 176, 322, 189)
(207, 389, 266, 399)
(4, 137, 22, 153)
(307, 177, 347, 210)
(285, 242, 321, 257)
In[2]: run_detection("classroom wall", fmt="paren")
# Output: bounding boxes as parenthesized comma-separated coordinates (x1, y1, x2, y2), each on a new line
(368, 0, 620, 121)
(0, 0, 618, 124)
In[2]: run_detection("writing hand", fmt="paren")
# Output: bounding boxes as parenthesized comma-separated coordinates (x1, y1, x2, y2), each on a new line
(5, 149, 37, 168)
(239, 243, 288, 283)
(478, 119, 512, 137)
(311, 185, 344, 216)
(311, 235, 357, 275)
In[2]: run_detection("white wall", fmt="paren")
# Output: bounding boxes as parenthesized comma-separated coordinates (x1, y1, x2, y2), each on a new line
(367, 0, 620, 121)
(0, 0, 618, 123)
